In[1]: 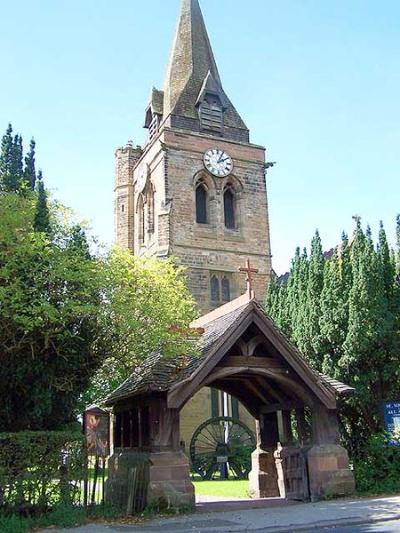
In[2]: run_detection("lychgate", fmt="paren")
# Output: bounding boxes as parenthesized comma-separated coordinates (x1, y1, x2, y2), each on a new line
(104, 290, 355, 511)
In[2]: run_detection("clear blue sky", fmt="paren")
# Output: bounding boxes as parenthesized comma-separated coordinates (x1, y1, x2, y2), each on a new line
(1, 0, 399, 274)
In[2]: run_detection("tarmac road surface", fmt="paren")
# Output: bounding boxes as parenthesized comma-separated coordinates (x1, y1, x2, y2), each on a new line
(310, 519, 400, 533)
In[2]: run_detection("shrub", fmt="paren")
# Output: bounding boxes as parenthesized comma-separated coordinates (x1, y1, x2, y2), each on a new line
(354, 432, 400, 494)
(0, 431, 86, 516)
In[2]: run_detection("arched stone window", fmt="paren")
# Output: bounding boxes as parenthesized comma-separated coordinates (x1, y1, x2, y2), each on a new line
(221, 276, 231, 302)
(196, 183, 208, 224)
(147, 184, 155, 235)
(224, 186, 236, 229)
(137, 194, 145, 245)
(210, 275, 220, 302)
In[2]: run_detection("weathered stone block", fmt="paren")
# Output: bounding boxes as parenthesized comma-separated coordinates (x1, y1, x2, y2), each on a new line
(306, 445, 355, 501)
(248, 447, 280, 498)
(106, 450, 194, 514)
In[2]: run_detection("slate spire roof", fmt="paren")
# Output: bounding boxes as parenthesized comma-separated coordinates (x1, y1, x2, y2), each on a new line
(162, 0, 248, 135)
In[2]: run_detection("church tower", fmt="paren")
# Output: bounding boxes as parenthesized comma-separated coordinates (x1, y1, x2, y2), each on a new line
(115, 0, 272, 314)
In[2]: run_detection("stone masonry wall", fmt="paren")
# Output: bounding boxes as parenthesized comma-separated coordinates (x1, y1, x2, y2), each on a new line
(114, 126, 272, 450)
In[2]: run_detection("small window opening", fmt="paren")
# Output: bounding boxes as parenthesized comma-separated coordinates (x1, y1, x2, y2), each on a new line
(211, 276, 220, 302)
(147, 185, 155, 234)
(196, 184, 208, 224)
(222, 277, 231, 302)
(138, 195, 145, 245)
(224, 187, 236, 229)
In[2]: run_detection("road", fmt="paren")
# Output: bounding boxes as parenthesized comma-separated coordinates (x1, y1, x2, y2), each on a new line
(310, 519, 400, 533)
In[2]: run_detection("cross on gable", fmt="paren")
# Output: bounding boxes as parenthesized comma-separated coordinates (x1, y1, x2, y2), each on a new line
(239, 259, 259, 299)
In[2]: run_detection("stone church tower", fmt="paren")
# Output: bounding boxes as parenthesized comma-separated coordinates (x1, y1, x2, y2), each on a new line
(114, 0, 272, 446)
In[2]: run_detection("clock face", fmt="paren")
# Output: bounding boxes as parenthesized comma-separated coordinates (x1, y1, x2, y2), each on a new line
(204, 149, 233, 177)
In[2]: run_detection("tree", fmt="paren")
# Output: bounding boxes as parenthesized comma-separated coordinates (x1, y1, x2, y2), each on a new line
(302, 230, 324, 365)
(265, 218, 400, 458)
(11, 134, 23, 183)
(0, 193, 103, 430)
(0, 123, 15, 191)
(86, 247, 198, 403)
(33, 170, 51, 233)
(396, 214, 400, 271)
(0, 191, 197, 430)
(24, 138, 36, 190)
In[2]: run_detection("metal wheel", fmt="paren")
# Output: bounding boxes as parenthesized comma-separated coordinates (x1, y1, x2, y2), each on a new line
(190, 416, 256, 480)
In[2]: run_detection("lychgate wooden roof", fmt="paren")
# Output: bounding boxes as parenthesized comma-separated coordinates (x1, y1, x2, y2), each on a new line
(105, 294, 353, 411)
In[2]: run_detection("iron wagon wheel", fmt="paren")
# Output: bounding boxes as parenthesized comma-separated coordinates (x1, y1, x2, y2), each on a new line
(190, 416, 256, 481)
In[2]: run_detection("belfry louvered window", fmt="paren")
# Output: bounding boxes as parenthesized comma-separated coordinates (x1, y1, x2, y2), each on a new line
(200, 94, 223, 133)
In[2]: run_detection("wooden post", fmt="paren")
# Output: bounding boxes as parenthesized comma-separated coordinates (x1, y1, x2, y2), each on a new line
(312, 404, 340, 445)
(280, 410, 294, 445)
(260, 412, 279, 448)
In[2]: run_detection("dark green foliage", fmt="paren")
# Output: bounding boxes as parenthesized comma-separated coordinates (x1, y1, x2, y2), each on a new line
(23, 139, 36, 190)
(303, 231, 324, 366)
(354, 433, 400, 494)
(266, 218, 400, 459)
(0, 432, 86, 515)
(0, 504, 120, 533)
(0, 124, 16, 191)
(33, 171, 51, 234)
(11, 134, 24, 183)
(0, 125, 38, 193)
(396, 215, 400, 270)
(0, 193, 104, 431)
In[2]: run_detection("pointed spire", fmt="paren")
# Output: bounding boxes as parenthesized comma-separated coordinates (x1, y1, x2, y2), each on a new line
(163, 0, 220, 117)
(162, 0, 248, 138)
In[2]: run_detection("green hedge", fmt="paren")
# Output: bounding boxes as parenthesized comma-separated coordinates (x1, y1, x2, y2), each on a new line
(0, 431, 86, 516)
(354, 432, 400, 494)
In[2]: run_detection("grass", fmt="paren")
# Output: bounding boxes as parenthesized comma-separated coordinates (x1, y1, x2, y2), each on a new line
(193, 479, 250, 499)
(0, 504, 121, 533)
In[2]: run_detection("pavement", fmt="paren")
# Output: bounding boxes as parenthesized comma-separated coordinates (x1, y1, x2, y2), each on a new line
(49, 495, 400, 533)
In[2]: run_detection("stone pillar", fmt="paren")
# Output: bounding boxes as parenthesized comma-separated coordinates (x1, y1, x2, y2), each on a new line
(249, 413, 280, 498)
(106, 397, 194, 514)
(307, 405, 355, 501)
(147, 399, 194, 508)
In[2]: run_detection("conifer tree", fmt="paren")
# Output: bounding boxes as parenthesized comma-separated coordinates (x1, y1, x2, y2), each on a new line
(396, 214, 400, 271)
(33, 171, 51, 234)
(0, 123, 15, 191)
(265, 276, 279, 321)
(319, 247, 347, 377)
(11, 134, 24, 183)
(292, 248, 309, 352)
(24, 138, 36, 190)
(266, 217, 400, 457)
(302, 231, 324, 366)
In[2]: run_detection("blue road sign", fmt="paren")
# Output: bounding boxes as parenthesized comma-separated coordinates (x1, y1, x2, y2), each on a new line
(383, 402, 400, 446)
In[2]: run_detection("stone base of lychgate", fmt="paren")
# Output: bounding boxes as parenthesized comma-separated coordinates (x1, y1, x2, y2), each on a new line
(248, 447, 280, 498)
(307, 444, 355, 501)
(147, 451, 195, 508)
(105, 450, 194, 513)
